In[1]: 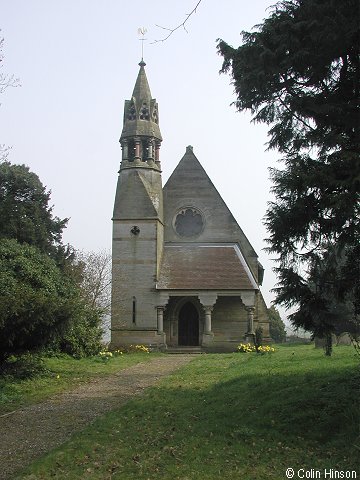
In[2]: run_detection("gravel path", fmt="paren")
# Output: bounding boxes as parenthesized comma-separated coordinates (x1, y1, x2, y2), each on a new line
(0, 354, 194, 480)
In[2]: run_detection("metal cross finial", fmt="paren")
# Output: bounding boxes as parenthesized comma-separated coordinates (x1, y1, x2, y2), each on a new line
(137, 27, 148, 62)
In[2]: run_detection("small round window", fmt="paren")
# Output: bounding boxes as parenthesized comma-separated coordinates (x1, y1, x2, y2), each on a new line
(174, 207, 204, 238)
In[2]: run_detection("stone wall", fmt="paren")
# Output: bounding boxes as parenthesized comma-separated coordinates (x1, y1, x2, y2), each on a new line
(163, 149, 259, 281)
(111, 220, 161, 341)
(210, 296, 248, 351)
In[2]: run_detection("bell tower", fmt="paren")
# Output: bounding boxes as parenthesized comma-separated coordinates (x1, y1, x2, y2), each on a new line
(119, 59, 162, 169)
(111, 60, 165, 348)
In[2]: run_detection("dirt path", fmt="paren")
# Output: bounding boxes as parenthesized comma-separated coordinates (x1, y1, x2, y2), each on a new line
(0, 354, 194, 480)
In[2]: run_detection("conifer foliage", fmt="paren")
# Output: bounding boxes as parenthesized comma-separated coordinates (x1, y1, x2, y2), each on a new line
(217, 0, 359, 351)
(0, 162, 103, 364)
(268, 306, 287, 343)
(0, 239, 77, 362)
(0, 162, 67, 259)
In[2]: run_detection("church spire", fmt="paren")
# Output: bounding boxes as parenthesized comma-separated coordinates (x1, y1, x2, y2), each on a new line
(120, 61, 162, 170)
(131, 59, 151, 101)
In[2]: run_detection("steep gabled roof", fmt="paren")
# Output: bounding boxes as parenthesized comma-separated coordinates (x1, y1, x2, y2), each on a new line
(156, 244, 258, 290)
(163, 146, 258, 259)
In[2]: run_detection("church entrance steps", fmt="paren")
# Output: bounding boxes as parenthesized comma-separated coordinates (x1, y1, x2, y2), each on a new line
(166, 346, 204, 354)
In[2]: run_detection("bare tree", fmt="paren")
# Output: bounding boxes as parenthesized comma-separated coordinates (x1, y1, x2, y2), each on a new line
(152, 0, 202, 43)
(0, 34, 20, 95)
(75, 249, 112, 315)
(1, 32, 20, 163)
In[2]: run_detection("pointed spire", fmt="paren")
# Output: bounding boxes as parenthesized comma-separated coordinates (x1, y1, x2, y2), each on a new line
(119, 61, 162, 169)
(131, 60, 152, 104)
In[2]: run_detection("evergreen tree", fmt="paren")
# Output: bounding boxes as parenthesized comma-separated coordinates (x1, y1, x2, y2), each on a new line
(0, 162, 104, 363)
(0, 239, 77, 361)
(217, 0, 360, 350)
(0, 161, 68, 260)
(268, 306, 287, 343)
(0, 239, 103, 362)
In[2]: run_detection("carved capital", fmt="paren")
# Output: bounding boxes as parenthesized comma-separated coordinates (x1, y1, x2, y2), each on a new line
(203, 305, 214, 314)
(240, 291, 255, 307)
(245, 306, 255, 314)
(198, 293, 217, 308)
(158, 292, 170, 307)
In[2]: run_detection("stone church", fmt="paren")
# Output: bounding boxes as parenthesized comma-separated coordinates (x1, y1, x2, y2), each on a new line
(111, 60, 270, 351)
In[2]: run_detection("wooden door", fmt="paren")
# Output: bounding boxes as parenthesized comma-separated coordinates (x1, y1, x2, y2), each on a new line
(178, 302, 199, 346)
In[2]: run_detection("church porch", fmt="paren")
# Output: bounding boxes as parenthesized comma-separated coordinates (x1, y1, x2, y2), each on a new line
(157, 290, 258, 353)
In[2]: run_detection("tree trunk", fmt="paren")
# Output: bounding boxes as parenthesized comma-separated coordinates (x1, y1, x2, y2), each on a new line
(324, 332, 333, 356)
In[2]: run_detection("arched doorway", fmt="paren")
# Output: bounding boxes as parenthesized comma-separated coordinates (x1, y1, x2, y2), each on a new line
(178, 302, 199, 346)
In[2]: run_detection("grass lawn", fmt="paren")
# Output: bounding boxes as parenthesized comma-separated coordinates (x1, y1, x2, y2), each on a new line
(0, 352, 156, 415)
(17, 344, 359, 480)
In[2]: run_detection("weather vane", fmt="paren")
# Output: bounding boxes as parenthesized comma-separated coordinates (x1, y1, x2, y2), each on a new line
(137, 27, 148, 61)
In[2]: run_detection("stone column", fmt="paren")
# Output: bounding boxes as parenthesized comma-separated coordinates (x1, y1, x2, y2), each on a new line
(245, 306, 256, 343)
(156, 306, 166, 350)
(155, 141, 161, 166)
(134, 137, 141, 161)
(147, 138, 156, 166)
(239, 291, 256, 343)
(204, 306, 213, 334)
(147, 139, 154, 159)
(246, 306, 255, 334)
(157, 306, 165, 334)
(199, 293, 217, 348)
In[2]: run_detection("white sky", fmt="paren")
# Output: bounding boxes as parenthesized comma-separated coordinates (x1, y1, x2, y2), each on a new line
(1, 0, 293, 322)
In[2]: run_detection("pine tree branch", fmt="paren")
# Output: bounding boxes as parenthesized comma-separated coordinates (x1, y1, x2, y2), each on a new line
(275, 90, 316, 133)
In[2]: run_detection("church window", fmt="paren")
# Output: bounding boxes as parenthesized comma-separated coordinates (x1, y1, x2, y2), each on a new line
(139, 103, 150, 120)
(152, 105, 159, 124)
(127, 102, 136, 120)
(130, 225, 140, 235)
(174, 207, 204, 237)
(132, 296, 136, 324)
(128, 139, 135, 161)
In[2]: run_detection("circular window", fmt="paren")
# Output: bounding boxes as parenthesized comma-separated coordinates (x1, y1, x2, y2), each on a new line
(174, 207, 204, 238)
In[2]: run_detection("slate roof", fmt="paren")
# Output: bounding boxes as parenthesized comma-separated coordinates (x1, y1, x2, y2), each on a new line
(156, 244, 258, 290)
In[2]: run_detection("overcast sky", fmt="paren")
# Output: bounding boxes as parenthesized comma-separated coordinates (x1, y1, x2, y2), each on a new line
(1, 0, 295, 322)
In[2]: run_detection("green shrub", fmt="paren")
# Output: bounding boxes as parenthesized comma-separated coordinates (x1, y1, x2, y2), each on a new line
(58, 306, 103, 359)
(0, 239, 79, 362)
(0, 352, 49, 379)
